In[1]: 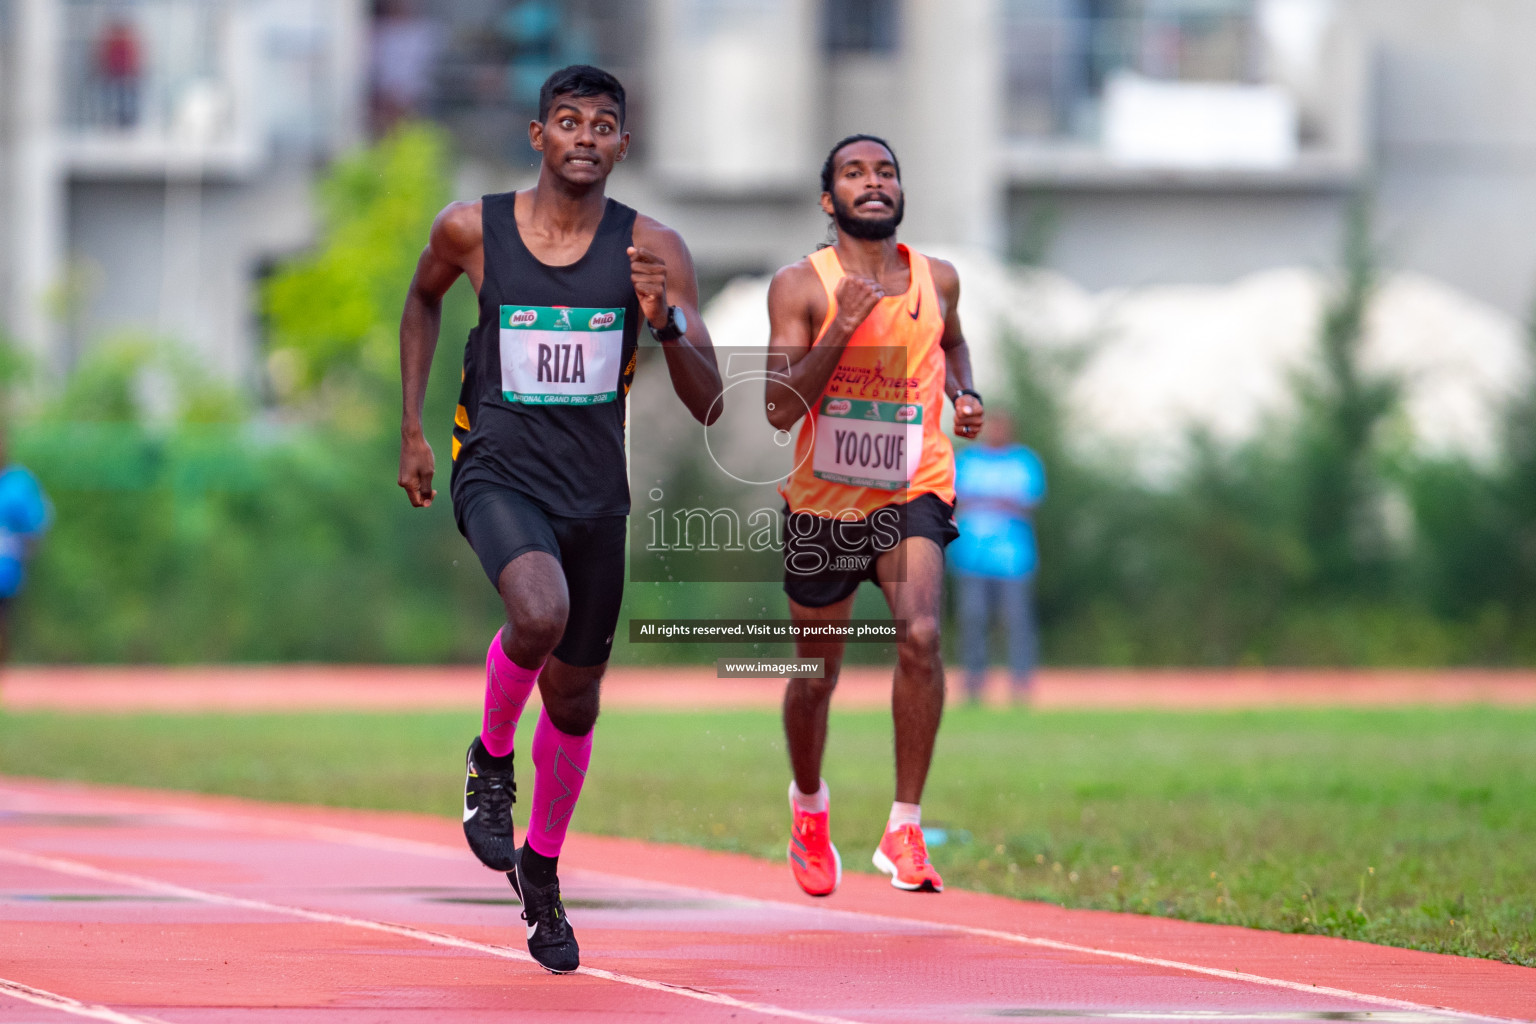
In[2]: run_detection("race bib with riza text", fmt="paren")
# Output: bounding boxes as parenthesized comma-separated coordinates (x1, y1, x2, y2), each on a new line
(812, 397, 923, 490)
(499, 305, 624, 405)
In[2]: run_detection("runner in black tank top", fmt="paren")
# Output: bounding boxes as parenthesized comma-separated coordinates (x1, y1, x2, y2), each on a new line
(396, 66, 722, 975)
(450, 192, 640, 518)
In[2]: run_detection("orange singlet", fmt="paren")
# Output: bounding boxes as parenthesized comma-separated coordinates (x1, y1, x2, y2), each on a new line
(780, 244, 955, 518)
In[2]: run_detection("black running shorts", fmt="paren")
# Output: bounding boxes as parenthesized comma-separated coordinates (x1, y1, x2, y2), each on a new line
(454, 483, 626, 667)
(782, 492, 959, 609)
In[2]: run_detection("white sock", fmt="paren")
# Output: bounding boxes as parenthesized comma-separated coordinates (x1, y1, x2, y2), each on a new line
(887, 801, 921, 832)
(789, 779, 829, 814)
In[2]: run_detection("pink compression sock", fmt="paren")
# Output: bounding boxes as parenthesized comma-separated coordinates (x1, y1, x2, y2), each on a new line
(480, 629, 541, 758)
(525, 709, 592, 858)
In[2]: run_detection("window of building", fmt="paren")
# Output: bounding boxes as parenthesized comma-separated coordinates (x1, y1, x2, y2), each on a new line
(1004, 0, 1259, 138)
(62, 0, 231, 139)
(825, 0, 899, 54)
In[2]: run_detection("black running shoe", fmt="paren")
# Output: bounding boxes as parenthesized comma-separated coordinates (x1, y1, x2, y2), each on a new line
(463, 737, 517, 871)
(509, 848, 580, 973)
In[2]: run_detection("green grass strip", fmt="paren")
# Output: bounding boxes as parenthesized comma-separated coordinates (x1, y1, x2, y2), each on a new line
(0, 705, 1531, 966)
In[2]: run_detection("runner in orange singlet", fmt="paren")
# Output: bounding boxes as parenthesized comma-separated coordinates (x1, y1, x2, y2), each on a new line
(764, 135, 984, 897)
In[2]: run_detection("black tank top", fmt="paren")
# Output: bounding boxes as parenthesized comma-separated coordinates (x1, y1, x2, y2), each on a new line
(450, 192, 641, 517)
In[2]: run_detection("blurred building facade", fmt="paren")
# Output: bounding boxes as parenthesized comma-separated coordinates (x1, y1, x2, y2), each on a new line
(4, 0, 1536, 381)
(630, 0, 1536, 322)
(390, 0, 1536, 319)
(0, 0, 366, 381)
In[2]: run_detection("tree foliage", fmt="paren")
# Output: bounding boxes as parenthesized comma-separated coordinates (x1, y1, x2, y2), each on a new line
(262, 123, 452, 401)
(11, 125, 495, 664)
(999, 195, 1536, 665)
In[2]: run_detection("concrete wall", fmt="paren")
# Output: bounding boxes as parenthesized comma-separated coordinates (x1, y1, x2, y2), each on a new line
(6, 0, 65, 369)
(66, 166, 317, 383)
(899, 0, 1000, 250)
(0, 3, 12, 341)
(1018, 187, 1347, 291)
(1359, 0, 1536, 316)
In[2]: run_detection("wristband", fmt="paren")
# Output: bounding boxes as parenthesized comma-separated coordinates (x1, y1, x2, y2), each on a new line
(953, 388, 983, 406)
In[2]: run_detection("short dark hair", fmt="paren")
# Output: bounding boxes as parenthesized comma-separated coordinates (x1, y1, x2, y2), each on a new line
(538, 65, 626, 126)
(820, 133, 900, 193)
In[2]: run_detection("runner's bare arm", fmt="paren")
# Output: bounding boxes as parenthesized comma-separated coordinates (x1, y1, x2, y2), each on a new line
(399, 201, 481, 508)
(932, 259, 983, 439)
(630, 217, 722, 425)
(764, 262, 883, 430)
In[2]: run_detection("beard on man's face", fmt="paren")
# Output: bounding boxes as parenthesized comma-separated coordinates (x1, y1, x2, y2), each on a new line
(831, 190, 904, 240)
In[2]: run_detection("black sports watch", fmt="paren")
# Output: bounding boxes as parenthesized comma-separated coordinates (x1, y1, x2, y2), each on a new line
(650, 305, 687, 342)
(953, 387, 983, 406)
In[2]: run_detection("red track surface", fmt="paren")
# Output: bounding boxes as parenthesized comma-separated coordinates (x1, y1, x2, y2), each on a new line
(0, 778, 1531, 1023)
(5, 665, 1536, 713)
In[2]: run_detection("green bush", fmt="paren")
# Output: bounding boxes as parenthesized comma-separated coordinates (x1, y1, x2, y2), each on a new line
(1000, 198, 1536, 666)
(11, 126, 501, 664)
(13, 416, 500, 663)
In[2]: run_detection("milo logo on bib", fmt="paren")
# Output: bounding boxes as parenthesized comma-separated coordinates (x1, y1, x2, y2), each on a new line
(812, 397, 924, 490)
(499, 305, 624, 405)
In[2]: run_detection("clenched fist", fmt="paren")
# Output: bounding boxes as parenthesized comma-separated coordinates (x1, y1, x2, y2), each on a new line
(953, 394, 984, 439)
(628, 246, 669, 329)
(833, 275, 884, 334)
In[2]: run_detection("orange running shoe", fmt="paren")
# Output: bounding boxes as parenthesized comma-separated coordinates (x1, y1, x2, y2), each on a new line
(787, 788, 842, 897)
(873, 823, 944, 892)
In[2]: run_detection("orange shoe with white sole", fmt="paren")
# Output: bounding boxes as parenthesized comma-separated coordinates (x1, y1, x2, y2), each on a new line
(787, 792, 842, 897)
(873, 823, 944, 892)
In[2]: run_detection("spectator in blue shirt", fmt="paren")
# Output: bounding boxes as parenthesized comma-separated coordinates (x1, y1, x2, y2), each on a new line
(0, 454, 51, 662)
(950, 410, 1046, 703)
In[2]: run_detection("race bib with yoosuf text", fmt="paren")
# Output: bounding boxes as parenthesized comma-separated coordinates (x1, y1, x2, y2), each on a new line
(812, 397, 924, 491)
(499, 305, 624, 405)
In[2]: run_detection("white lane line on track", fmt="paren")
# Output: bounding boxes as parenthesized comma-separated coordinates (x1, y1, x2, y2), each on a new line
(557, 868, 1527, 1024)
(823, 910, 1519, 1023)
(1045, 1014, 1454, 1022)
(0, 977, 176, 1024)
(0, 847, 863, 1024)
(0, 789, 1524, 1024)
(0, 786, 463, 862)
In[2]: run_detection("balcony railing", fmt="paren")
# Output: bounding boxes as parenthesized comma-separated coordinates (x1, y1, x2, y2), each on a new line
(1000, 0, 1366, 183)
(59, 0, 258, 173)
(1003, 4, 1261, 140)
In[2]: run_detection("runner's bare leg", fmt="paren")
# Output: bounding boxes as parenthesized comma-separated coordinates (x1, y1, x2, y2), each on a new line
(784, 593, 856, 796)
(877, 537, 946, 805)
(496, 551, 568, 668)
